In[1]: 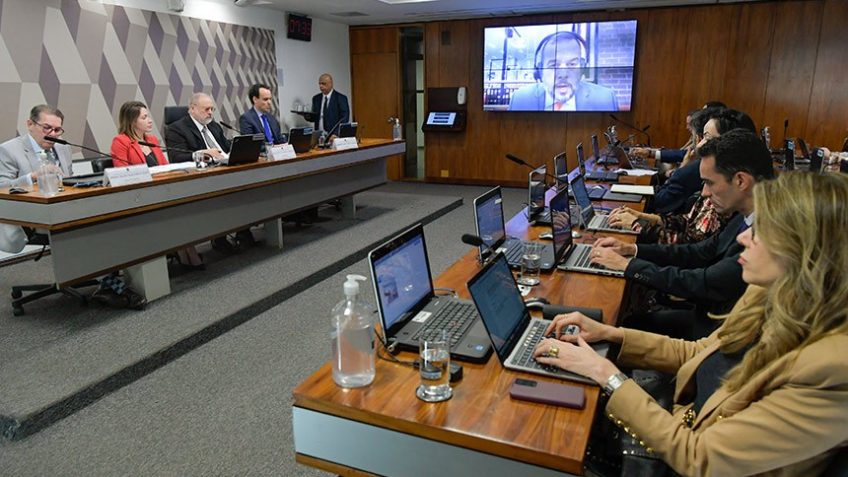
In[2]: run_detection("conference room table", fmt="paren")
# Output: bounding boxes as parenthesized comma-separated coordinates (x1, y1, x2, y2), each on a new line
(0, 138, 404, 300)
(292, 186, 648, 476)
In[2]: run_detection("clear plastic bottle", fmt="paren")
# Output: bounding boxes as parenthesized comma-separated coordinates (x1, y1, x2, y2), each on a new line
(331, 274, 376, 388)
(391, 118, 402, 142)
(36, 150, 61, 197)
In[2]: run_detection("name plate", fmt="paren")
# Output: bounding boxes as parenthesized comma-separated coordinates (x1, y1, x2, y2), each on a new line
(269, 144, 297, 161)
(103, 165, 153, 187)
(332, 137, 359, 151)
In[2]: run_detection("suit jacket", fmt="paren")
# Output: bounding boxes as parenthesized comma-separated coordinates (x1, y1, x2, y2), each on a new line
(659, 148, 686, 163)
(606, 324, 848, 476)
(626, 213, 746, 335)
(508, 80, 619, 111)
(164, 116, 231, 163)
(110, 133, 168, 167)
(652, 158, 703, 215)
(312, 91, 350, 134)
(239, 108, 285, 145)
(0, 135, 73, 189)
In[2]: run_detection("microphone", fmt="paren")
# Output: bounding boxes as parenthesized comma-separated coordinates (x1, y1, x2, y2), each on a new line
(137, 140, 195, 155)
(782, 118, 789, 143)
(44, 136, 117, 162)
(325, 117, 345, 138)
(505, 154, 559, 182)
(461, 233, 497, 265)
(609, 114, 652, 146)
(219, 121, 240, 134)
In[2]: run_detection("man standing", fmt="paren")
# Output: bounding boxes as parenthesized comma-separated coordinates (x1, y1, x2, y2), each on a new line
(589, 129, 775, 339)
(165, 93, 242, 252)
(165, 92, 231, 164)
(239, 83, 286, 145)
(509, 31, 619, 111)
(312, 74, 350, 138)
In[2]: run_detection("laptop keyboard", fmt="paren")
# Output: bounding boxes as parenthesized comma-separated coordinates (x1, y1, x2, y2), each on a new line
(505, 241, 524, 264)
(411, 301, 478, 347)
(573, 246, 612, 271)
(512, 322, 579, 371)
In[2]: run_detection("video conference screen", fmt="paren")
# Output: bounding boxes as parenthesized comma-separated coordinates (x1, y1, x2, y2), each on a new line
(483, 21, 637, 112)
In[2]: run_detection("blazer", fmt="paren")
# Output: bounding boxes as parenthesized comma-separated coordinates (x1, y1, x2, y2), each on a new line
(508, 80, 619, 111)
(164, 116, 231, 163)
(239, 108, 285, 145)
(311, 91, 350, 134)
(0, 135, 73, 189)
(110, 133, 168, 167)
(659, 149, 686, 163)
(606, 324, 848, 476)
(625, 213, 746, 336)
(652, 158, 703, 215)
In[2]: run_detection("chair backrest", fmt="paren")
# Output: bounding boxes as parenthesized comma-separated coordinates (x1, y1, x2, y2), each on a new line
(91, 158, 113, 173)
(164, 106, 189, 126)
(823, 447, 848, 477)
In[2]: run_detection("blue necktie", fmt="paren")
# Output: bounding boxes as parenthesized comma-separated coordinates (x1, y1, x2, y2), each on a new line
(260, 114, 274, 144)
(738, 219, 751, 234)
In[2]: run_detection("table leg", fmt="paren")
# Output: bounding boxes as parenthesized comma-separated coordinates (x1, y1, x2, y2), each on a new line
(264, 218, 284, 250)
(340, 195, 356, 219)
(125, 256, 171, 301)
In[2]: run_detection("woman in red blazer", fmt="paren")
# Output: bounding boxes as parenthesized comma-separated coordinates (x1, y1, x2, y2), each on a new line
(110, 101, 168, 167)
(111, 101, 204, 270)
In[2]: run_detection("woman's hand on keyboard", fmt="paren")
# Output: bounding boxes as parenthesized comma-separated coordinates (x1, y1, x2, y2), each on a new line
(544, 312, 623, 344)
(534, 335, 621, 385)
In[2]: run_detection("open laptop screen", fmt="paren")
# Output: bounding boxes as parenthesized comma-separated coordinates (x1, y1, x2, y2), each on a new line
(371, 228, 434, 331)
(576, 143, 586, 175)
(554, 153, 568, 191)
(569, 173, 595, 225)
(529, 165, 547, 214)
(549, 187, 572, 261)
(474, 187, 507, 256)
(592, 134, 600, 160)
(467, 254, 529, 361)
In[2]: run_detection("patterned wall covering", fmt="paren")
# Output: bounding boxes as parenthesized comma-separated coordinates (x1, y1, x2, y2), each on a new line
(0, 0, 278, 157)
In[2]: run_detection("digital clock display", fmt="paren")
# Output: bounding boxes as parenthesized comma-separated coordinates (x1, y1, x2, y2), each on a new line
(287, 13, 312, 42)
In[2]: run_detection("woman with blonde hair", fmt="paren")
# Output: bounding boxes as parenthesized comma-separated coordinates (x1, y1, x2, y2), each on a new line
(536, 171, 848, 476)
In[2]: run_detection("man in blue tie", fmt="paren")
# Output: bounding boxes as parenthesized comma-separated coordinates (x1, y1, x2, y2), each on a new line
(239, 83, 286, 146)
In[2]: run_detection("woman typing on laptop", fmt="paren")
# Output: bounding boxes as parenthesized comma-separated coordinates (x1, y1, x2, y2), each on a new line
(533, 172, 848, 476)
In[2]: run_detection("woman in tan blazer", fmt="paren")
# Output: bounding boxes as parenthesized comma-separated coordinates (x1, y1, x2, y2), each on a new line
(535, 171, 848, 476)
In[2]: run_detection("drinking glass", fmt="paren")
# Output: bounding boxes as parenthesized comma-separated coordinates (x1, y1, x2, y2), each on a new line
(416, 331, 452, 402)
(517, 242, 543, 286)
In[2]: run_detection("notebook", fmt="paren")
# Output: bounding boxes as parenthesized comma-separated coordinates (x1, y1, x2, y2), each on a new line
(570, 173, 638, 235)
(553, 191, 626, 277)
(473, 186, 557, 271)
(288, 126, 314, 153)
(568, 167, 642, 203)
(225, 134, 263, 166)
(554, 152, 568, 191)
(526, 164, 550, 224)
(579, 142, 619, 182)
(467, 252, 609, 385)
(368, 224, 492, 363)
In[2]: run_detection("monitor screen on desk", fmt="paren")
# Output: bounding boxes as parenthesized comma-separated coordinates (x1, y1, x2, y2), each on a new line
(483, 21, 637, 112)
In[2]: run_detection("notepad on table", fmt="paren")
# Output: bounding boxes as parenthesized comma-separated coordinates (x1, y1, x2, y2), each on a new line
(610, 184, 655, 196)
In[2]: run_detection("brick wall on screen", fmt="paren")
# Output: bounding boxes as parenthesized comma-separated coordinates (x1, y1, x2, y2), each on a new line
(595, 22, 637, 110)
(0, 0, 277, 156)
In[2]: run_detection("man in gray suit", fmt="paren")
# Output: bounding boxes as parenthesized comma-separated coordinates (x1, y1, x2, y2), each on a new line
(508, 31, 619, 112)
(0, 104, 73, 189)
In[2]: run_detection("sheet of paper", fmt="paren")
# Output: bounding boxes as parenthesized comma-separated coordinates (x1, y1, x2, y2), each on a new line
(615, 168, 657, 177)
(149, 162, 197, 174)
(610, 184, 655, 196)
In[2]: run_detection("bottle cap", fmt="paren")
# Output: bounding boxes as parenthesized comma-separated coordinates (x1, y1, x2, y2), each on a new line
(344, 274, 367, 297)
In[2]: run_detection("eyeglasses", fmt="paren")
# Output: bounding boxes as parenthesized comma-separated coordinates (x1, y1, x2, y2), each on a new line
(33, 120, 64, 136)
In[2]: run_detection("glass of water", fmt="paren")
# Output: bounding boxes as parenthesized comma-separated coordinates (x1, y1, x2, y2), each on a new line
(416, 331, 452, 402)
(517, 242, 543, 286)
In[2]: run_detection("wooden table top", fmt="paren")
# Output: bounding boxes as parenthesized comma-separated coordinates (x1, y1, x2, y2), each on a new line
(293, 190, 646, 475)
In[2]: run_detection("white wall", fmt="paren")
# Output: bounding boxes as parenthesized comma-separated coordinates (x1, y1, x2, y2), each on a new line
(98, 0, 351, 130)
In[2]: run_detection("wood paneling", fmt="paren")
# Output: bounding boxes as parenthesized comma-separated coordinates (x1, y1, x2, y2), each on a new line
(352, 0, 848, 184)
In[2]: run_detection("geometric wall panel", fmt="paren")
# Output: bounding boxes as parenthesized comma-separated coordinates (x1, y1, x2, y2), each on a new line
(0, 0, 277, 158)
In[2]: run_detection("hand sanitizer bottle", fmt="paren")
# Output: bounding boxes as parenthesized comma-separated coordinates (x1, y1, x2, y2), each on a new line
(331, 274, 376, 388)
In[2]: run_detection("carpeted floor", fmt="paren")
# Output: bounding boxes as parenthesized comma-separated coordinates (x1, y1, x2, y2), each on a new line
(0, 182, 527, 476)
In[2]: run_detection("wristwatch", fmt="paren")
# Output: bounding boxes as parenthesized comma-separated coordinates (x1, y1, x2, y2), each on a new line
(603, 372, 629, 396)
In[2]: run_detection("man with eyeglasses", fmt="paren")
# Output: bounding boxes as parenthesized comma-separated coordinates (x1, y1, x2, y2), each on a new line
(509, 30, 619, 111)
(0, 104, 73, 190)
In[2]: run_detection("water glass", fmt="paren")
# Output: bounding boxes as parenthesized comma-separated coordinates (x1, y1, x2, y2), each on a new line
(192, 150, 207, 169)
(37, 167, 61, 197)
(517, 242, 543, 286)
(416, 331, 452, 402)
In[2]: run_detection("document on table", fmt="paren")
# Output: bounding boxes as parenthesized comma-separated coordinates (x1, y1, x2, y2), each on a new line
(149, 163, 197, 174)
(610, 184, 655, 196)
(616, 168, 657, 177)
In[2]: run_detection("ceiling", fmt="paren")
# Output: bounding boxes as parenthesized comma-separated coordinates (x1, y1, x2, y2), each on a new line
(234, 0, 760, 26)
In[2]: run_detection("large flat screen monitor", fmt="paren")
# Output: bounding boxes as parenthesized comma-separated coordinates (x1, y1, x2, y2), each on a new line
(483, 21, 637, 112)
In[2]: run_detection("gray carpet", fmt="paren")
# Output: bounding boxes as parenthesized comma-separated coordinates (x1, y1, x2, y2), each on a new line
(0, 182, 527, 476)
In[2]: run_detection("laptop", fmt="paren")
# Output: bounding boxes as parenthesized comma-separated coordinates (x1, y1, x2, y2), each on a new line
(525, 164, 550, 224)
(580, 142, 619, 182)
(368, 224, 492, 363)
(225, 134, 263, 166)
(467, 252, 610, 385)
(553, 194, 626, 277)
(567, 166, 641, 203)
(473, 186, 559, 271)
(338, 122, 358, 139)
(554, 152, 568, 191)
(570, 173, 638, 235)
(288, 126, 314, 153)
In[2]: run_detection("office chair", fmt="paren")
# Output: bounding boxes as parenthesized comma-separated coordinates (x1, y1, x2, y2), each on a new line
(163, 106, 189, 137)
(91, 158, 113, 173)
(10, 229, 98, 316)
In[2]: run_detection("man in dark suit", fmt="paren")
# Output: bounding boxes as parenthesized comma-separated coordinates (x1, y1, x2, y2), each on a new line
(165, 93, 241, 252)
(590, 129, 775, 339)
(239, 83, 285, 145)
(312, 74, 350, 138)
(165, 92, 231, 164)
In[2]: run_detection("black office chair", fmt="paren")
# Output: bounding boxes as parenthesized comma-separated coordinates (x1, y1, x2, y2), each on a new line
(163, 106, 189, 134)
(10, 229, 99, 316)
(91, 158, 113, 173)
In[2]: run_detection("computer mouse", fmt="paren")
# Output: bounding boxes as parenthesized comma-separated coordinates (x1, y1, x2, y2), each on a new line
(524, 297, 550, 309)
(538, 232, 553, 240)
(8, 187, 28, 194)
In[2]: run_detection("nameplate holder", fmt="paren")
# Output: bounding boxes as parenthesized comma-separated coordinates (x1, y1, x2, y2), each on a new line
(332, 137, 359, 151)
(103, 165, 153, 187)
(269, 144, 297, 161)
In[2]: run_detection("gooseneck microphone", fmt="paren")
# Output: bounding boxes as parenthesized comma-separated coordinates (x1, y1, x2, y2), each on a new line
(782, 118, 789, 143)
(505, 154, 560, 182)
(609, 114, 652, 147)
(461, 233, 497, 266)
(44, 136, 116, 161)
(136, 140, 194, 155)
(219, 121, 240, 134)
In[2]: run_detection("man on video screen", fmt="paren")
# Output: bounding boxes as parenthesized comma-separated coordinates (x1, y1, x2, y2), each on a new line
(509, 31, 619, 112)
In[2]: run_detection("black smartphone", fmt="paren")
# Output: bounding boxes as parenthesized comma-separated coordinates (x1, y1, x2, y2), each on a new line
(509, 378, 585, 409)
(784, 139, 795, 171)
